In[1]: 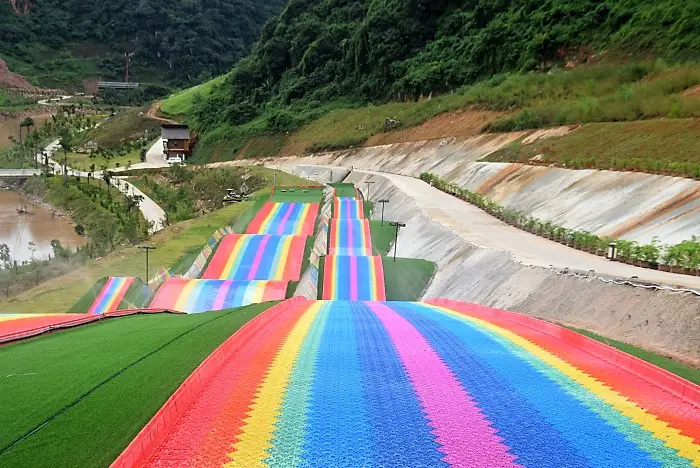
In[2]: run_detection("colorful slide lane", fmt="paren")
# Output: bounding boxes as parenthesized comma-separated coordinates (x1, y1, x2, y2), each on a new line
(322, 256, 386, 300)
(246, 202, 319, 236)
(88, 277, 135, 314)
(333, 197, 364, 219)
(0, 314, 87, 342)
(149, 278, 287, 314)
(202, 234, 306, 281)
(116, 300, 700, 468)
(328, 218, 373, 256)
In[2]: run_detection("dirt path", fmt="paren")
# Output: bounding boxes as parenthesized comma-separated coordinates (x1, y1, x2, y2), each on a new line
(146, 101, 178, 124)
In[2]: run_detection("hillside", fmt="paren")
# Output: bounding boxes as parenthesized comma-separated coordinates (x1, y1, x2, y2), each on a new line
(189, 0, 700, 134)
(0, 0, 286, 89)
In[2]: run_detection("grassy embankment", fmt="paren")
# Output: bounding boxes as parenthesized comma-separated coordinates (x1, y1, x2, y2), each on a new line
(569, 327, 700, 384)
(159, 74, 228, 118)
(167, 61, 700, 172)
(484, 118, 700, 178)
(0, 168, 313, 313)
(0, 302, 273, 467)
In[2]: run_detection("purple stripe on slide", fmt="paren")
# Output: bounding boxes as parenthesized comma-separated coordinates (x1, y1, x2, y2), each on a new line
(246, 236, 270, 280)
(277, 204, 295, 235)
(368, 302, 519, 468)
(89, 277, 115, 314)
(350, 256, 358, 300)
(211, 280, 232, 310)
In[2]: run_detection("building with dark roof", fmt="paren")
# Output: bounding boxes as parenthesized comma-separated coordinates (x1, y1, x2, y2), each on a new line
(161, 124, 191, 160)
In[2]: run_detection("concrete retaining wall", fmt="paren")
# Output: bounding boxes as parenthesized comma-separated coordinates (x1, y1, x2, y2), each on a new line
(265, 133, 700, 244)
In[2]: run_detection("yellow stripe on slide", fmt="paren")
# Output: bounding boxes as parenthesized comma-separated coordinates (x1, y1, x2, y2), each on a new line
(258, 204, 282, 234)
(272, 236, 295, 280)
(174, 281, 198, 311)
(426, 304, 700, 466)
(0, 314, 57, 323)
(221, 236, 250, 279)
(226, 301, 323, 466)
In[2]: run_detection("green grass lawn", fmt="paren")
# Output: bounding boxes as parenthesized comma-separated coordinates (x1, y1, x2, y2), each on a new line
(568, 327, 700, 385)
(79, 108, 161, 148)
(382, 257, 436, 301)
(160, 74, 228, 117)
(0, 303, 272, 467)
(63, 148, 144, 172)
(329, 183, 356, 198)
(270, 187, 324, 203)
(370, 220, 397, 255)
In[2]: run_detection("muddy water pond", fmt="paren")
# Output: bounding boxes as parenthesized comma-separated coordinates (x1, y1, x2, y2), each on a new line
(0, 190, 85, 263)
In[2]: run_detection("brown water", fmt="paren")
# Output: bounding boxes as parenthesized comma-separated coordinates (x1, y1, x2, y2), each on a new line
(0, 190, 86, 263)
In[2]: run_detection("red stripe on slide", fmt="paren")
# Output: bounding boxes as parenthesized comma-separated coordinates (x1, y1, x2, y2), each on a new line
(322, 255, 333, 300)
(246, 203, 274, 234)
(142, 300, 309, 466)
(201, 235, 239, 279)
(149, 278, 189, 309)
(374, 256, 386, 301)
(431, 299, 700, 444)
(283, 236, 307, 281)
(300, 203, 320, 236)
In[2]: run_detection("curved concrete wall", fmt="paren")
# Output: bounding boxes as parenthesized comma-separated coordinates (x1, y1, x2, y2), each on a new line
(263, 133, 700, 244)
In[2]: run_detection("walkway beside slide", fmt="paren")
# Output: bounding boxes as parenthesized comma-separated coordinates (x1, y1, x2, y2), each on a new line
(201, 234, 306, 281)
(149, 278, 287, 314)
(116, 299, 700, 467)
(246, 202, 319, 236)
(323, 193, 385, 300)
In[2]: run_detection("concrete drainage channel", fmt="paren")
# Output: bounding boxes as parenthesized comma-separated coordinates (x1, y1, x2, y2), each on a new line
(275, 163, 700, 367)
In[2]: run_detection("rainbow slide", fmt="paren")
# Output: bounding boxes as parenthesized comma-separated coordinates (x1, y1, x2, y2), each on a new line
(88, 277, 135, 314)
(322, 256, 386, 300)
(246, 202, 319, 236)
(149, 278, 287, 314)
(121, 300, 700, 467)
(201, 234, 306, 281)
(333, 197, 364, 219)
(328, 218, 373, 256)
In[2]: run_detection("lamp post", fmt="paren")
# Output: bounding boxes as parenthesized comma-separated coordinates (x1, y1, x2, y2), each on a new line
(138, 245, 156, 283)
(390, 222, 406, 262)
(377, 199, 389, 226)
(364, 180, 375, 200)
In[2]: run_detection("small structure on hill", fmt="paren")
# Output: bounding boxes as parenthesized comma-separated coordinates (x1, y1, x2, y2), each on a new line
(161, 124, 191, 161)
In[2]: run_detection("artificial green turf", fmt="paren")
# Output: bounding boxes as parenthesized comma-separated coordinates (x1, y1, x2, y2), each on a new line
(329, 183, 357, 198)
(568, 327, 700, 385)
(382, 257, 436, 301)
(370, 220, 398, 256)
(0, 303, 273, 467)
(317, 256, 326, 300)
(68, 277, 108, 313)
(270, 187, 324, 203)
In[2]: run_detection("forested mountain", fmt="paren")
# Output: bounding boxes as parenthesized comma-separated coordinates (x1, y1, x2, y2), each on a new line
(0, 0, 286, 88)
(192, 0, 700, 131)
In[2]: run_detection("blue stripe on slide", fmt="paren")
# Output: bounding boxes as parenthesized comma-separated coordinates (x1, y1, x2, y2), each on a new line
(396, 303, 659, 468)
(352, 303, 445, 467)
(232, 235, 265, 280)
(302, 302, 373, 465)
